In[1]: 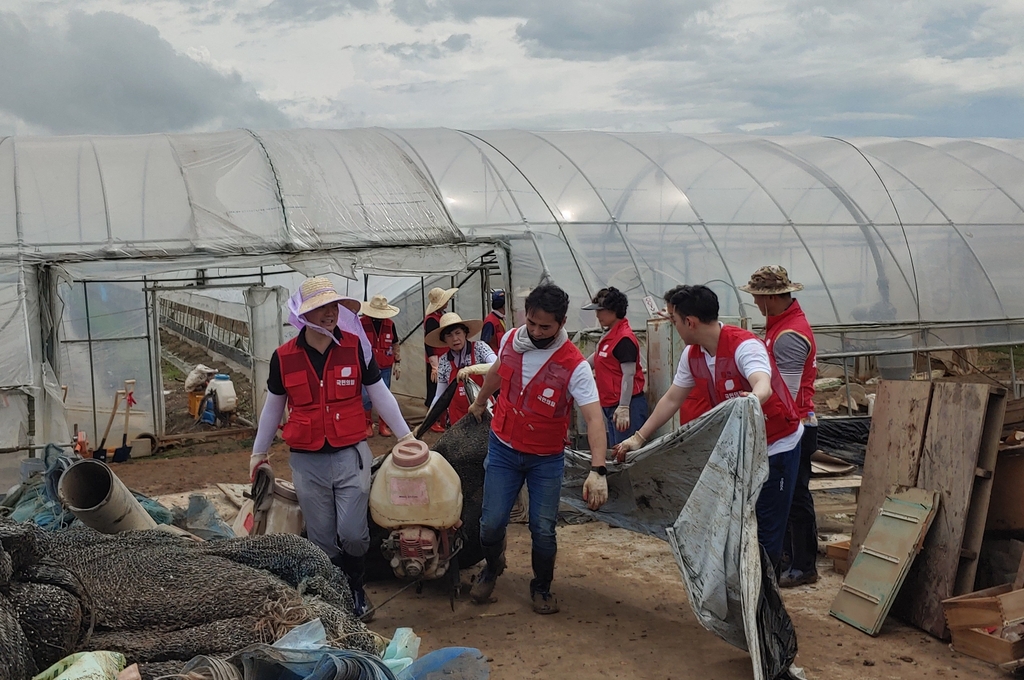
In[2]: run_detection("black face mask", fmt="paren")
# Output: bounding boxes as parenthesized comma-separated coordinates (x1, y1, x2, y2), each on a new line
(529, 332, 557, 349)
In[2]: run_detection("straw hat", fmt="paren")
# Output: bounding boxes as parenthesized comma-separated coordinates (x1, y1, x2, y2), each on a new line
(296, 276, 360, 316)
(425, 286, 458, 315)
(424, 312, 484, 348)
(361, 294, 400, 319)
(738, 265, 804, 295)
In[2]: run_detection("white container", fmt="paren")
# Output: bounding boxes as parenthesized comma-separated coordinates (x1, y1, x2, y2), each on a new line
(370, 440, 463, 529)
(206, 374, 237, 412)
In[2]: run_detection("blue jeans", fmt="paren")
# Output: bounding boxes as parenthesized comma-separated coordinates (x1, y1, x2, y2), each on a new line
(755, 440, 801, 572)
(361, 366, 392, 411)
(479, 432, 564, 558)
(602, 393, 649, 446)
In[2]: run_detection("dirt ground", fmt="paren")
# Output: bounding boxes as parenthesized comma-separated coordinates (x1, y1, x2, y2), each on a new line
(111, 436, 1002, 680)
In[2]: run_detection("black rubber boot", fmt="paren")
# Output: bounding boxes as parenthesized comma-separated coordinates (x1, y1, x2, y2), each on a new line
(530, 550, 559, 615)
(470, 539, 506, 604)
(335, 553, 374, 623)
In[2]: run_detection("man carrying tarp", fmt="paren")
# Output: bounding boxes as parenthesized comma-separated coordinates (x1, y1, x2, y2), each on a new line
(740, 266, 819, 588)
(615, 284, 803, 575)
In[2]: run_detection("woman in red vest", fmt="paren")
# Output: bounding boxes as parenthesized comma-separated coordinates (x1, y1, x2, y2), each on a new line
(741, 266, 819, 587)
(424, 286, 457, 432)
(248, 277, 416, 622)
(360, 294, 401, 438)
(582, 287, 648, 447)
(614, 284, 803, 573)
(464, 284, 610, 615)
(425, 312, 496, 425)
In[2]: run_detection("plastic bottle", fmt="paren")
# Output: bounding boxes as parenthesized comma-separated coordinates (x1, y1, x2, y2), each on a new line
(370, 440, 463, 529)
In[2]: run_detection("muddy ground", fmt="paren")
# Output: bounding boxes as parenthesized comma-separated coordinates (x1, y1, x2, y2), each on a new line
(112, 435, 1001, 680)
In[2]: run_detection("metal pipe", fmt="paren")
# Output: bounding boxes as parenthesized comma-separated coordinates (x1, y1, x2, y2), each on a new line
(59, 459, 158, 533)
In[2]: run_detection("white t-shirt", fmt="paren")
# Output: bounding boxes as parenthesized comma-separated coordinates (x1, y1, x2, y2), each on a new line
(493, 332, 598, 448)
(673, 334, 803, 456)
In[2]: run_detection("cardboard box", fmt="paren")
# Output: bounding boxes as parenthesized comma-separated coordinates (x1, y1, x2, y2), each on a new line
(949, 626, 1024, 665)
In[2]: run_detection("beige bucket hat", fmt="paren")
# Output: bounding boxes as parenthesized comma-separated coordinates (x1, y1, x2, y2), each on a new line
(424, 312, 484, 348)
(361, 294, 400, 319)
(739, 265, 804, 295)
(296, 276, 361, 316)
(425, 286, 458, 315)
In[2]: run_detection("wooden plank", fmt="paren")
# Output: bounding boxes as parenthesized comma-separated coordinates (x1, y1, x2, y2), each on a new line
(957, 386, 1007, 594)
(893, 382, 1001, 639)
(942, 583, 1024, 630)
(850, 381, 933, 563)
(987, 452, 1024, 531)
(950, 627, 1024, 665)
(830, 487, 939, 636)
(809, 476, 862, 491)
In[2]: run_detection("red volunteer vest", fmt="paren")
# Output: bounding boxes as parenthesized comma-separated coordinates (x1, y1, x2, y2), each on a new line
(764, 299, 817, 419)
(424, 310, 447, 362)
(492, 340, 585, 455)
(687, 325, 800, 445)
(360, 316, 397, 369)
(277, 333, 366, 451)
(483, 311, 507, 347)
(594, 318, 645, 407)
(446, 343, 487, 423)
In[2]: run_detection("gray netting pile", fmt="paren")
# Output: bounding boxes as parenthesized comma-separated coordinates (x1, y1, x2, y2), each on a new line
(0, 517, 376, 680)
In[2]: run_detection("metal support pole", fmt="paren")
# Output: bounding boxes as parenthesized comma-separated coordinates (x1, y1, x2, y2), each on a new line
(83, 282, 99, 440)
(1012, 346, 1019, 399)
(842, 357, 854, 416)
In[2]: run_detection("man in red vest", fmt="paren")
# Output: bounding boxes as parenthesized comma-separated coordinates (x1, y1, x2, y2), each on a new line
(481, 289, 507, 352)
(360, 294, 401, 438)
(582, 287, 648, 447)
(741, 266, 819, 587)
(614, 284, 803, 573)
(424, 286, 457, 432)
(466, 283, 610, 614)
(249, 277, 416, 622)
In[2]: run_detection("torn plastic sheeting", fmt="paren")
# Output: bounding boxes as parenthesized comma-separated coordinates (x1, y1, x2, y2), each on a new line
(562, 396, 797, 680)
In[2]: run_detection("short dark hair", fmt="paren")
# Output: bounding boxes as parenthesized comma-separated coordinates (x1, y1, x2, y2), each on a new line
(666, 285, 719, 323)
(440, 323, 470, 342)
(663, 284, 686, 306)
(598, 287, 628, 319)
(525, 283, 570, 321)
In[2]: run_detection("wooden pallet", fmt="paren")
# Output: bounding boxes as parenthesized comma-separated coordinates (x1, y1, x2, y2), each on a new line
(892, 382, 1007, 639)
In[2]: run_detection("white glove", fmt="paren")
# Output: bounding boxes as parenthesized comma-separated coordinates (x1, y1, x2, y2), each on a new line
(397, 432, 416, 444)
(582, 471, 609, 510)
(613, 405, 630, 432)
(393, 363, 401, 380)
(457, 363, 491, 380)
(249, 453, 270, 482)
(612, 431, 646, 462)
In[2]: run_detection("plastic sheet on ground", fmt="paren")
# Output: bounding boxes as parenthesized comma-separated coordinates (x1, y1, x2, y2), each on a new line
(562, 396, 799, 680)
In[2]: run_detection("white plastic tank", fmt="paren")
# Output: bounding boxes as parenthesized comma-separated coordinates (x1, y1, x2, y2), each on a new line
(206, 374, 237, 412)
(370, 440, 463, 529)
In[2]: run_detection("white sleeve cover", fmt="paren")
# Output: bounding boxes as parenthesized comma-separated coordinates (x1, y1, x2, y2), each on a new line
(431, 375, 450, 408)
(365, 380, 412, 438)
(253, 392, 287, 455)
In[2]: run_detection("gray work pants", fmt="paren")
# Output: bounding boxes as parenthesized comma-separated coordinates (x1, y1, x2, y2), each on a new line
(289, 441, 372, 558)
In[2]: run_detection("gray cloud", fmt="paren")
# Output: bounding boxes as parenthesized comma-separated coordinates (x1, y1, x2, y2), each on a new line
(390, 0, 711, 60)
(364, 34, 473, 61)
(0, 11, 290, 135)
(241, 0, 378, 23)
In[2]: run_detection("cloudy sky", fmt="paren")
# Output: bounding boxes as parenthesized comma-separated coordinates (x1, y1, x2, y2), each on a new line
(1, 0, 1022, 138)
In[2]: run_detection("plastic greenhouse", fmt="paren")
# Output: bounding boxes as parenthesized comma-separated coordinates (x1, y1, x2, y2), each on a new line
(1, 129, 1023, 453)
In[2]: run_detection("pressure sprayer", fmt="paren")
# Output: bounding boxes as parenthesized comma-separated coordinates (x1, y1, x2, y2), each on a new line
(369, 439, 463, 581)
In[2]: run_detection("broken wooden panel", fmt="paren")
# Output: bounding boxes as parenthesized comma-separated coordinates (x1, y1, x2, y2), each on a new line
(830, 486, 939, 636)
(893, 381, 1007, 639)
(850, 381, 933, 562)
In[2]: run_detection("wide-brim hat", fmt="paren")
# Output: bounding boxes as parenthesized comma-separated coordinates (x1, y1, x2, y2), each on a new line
(738, 265, 804, 295)
(297, 276, 361, 316)
(424, 312, 484, 348)
(361, 294, 400, 319)
(425, 286, 458, 315)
